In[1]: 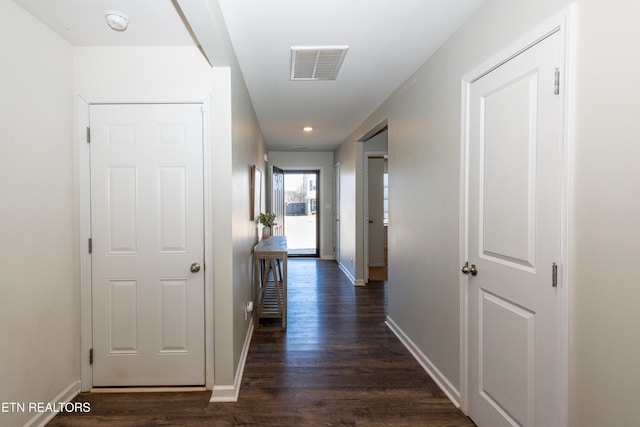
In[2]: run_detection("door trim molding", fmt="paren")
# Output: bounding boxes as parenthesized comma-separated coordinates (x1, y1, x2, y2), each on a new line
(78, 96, 214, 391)
(78, 97, 92, 392)
(333, 162, 341, 265)
(458, 5, 575, 424)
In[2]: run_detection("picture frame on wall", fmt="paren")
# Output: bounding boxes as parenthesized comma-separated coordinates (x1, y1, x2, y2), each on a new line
(251, 164, 261, 220)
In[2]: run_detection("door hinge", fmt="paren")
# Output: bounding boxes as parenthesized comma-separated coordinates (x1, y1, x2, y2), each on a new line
(86, 127, 91, 143)
(554, 68, 560, 95)
(552, 262, 558, 288)
(89, 348, 93, 365)
(88, 238, 92, 254)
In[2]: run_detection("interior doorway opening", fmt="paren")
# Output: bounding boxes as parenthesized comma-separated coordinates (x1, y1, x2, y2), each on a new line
(368, 158, 388, 282)
(284, 170, 320, 257)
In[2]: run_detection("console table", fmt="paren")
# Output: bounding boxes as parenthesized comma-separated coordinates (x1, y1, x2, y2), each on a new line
(253, 236, 287, 329)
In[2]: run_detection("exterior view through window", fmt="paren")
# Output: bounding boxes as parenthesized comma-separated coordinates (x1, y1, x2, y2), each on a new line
(284, 171, 319, 257)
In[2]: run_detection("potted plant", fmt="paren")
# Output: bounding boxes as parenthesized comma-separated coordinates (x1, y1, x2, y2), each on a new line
(259, 212, 276, 238)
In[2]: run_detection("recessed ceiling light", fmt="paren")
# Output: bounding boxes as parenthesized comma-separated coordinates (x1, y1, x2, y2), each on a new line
(104, 10, 129, 31)
(302, 126, 313, 132)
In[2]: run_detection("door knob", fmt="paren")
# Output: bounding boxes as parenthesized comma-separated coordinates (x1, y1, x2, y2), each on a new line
(190, 263, 201, 273)
(461, 261, 478, 276)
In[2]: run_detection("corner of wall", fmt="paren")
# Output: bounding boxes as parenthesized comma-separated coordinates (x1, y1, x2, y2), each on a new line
(386, 317, 461, 407)
(210, 319, 254, 402)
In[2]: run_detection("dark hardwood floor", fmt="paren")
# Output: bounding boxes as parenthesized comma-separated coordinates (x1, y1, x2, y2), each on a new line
(49, 259, 474, 426)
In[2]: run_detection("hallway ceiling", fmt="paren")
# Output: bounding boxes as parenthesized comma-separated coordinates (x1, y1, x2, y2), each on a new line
(13, 0, 195, 46)
(13, 0, 487, 151)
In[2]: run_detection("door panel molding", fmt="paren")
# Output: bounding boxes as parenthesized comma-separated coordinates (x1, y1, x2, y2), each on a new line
(459, 6, 574, 425)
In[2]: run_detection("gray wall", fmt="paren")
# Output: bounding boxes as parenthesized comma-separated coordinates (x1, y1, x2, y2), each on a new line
(336, 0, 640, 424)
(230, 64, 267, 380)
(334, 137, 359, 280)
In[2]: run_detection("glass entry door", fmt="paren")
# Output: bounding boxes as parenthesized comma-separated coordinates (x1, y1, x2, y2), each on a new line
(284, 170, 319, 257)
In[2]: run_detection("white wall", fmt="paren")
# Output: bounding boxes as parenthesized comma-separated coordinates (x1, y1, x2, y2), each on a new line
(570, 1, 640, 424)
(73, 45, 218, 385)
(337, 0, 640, 424)
(0, 1, 76, 426)
(73, 45, 265, 398)
(73, 47, 213, 100)
(0, 0, 264, 419)
(266, 151, 335, 259)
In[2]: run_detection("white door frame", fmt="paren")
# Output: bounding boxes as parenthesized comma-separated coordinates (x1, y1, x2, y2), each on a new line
(459, 5, 574, 423)
(78, 96, 214, 391)
(357, 119, 388, 285)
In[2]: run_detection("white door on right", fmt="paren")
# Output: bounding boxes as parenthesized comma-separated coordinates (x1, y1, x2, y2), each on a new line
(466, 31, 562, 426)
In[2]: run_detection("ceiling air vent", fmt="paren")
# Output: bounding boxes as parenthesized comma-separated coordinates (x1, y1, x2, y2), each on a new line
(290, 46, 349, 81)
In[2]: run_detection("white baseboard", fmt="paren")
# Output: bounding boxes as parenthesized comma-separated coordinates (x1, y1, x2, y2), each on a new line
(337, 262, 365, 287)
(385, 316, 461, 407)
(210, 319, 254, 402)
(321, 255, 335, 260)
(92, 386, 205, 393)
(338, 262, 355, 285)
(25, 380, 81, 427)
(209, 384, 237, 403)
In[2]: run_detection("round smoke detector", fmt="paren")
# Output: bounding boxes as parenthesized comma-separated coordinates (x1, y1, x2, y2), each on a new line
(104, 10, 129, 31)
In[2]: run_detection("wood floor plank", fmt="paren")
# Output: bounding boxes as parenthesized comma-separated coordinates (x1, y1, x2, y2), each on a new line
(49, 259, 474, 426)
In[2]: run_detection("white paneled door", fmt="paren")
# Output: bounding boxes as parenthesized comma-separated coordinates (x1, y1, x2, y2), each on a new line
(465, 31, 562, 426)
(90, 104, 205, 386)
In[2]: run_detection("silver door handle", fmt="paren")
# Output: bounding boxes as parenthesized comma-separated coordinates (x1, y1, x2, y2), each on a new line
(461, 262, 478, 276)
(190, 263, 201, 273)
